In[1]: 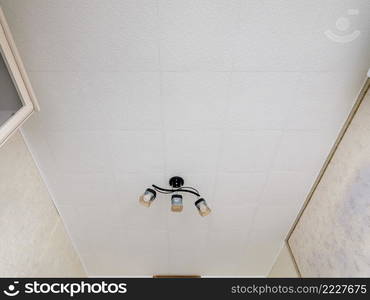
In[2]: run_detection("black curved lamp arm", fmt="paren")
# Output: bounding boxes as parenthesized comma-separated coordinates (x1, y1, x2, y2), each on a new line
(152, 184, 200, 197)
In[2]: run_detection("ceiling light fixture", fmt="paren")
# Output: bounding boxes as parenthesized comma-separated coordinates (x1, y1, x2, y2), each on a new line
(139, 176, 211, 217)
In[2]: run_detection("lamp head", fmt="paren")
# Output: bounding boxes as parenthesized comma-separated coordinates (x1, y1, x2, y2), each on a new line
(139, 188, 156, 207)
(194, 198, 211, 217)
(171, 194, 183, 212)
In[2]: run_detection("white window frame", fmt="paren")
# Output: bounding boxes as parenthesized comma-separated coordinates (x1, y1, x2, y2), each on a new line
(0, 7, 39, 147)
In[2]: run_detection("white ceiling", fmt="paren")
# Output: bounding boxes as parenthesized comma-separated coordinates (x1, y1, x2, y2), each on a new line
(1, 0, 369, 276)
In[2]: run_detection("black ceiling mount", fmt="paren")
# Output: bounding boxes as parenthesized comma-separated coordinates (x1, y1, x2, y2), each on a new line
(152, 176, 200, 197)
(169, 176, 184, 188)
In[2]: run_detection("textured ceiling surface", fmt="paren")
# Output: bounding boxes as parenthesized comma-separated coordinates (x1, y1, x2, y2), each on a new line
(1, 0, 369, 276)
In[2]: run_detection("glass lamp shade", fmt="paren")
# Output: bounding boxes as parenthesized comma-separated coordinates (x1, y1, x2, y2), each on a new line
(171, 194, 183, 212)
(194, 198, 211, 217)
(139, 188, 156, 207)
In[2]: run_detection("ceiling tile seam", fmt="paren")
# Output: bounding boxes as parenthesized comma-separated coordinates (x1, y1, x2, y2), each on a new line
(25, 70, 370, 74)
(278, 73, 302, 128)
(246, 126, 323, 273)
(160, 77, 171, 272)
(41, 130, 115, 175)
(156, 0, 240, 73)
(155, 0, 162, 76)
(42, 129, 165, 134)
(241, 207, 260, 252)
(156, 0, 168, 178)
(246, 129, 285, 246)
(208, 72, 240, 232)
(155, 0, 171, 270)
(158, 75, 167, 175)
(27, 70, 163, 73)
(210, 70, 235, 224)
(38, 131, 63, 176)
(231, 0, 243, 73)
(256, 134, 287, 207)
(216, 0, 245, 202)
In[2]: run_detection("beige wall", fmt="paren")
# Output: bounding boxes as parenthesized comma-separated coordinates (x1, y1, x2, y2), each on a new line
(289, 84, 370, 277)
(0, 130, 86, 277)
(268, 244, 299, 278)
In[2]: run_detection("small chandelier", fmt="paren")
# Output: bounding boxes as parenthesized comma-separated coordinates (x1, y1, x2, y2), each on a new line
(139, 176, 211, 217)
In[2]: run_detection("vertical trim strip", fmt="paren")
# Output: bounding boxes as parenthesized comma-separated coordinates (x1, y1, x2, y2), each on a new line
(285, 78, 370, 276)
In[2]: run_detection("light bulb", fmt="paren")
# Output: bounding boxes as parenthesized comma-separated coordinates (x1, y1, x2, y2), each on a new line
(194, 198, 211, 217)
(171, 194, 183, 212)
(139, 188, 156, 207)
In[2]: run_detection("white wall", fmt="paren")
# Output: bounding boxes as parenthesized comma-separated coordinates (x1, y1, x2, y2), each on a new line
(268, 244, 299, 277)
(0, 130, 86, 277)
(289, 85, 370, 277)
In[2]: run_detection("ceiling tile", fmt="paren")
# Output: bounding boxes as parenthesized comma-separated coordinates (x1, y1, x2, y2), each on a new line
(234, 0, 322, 71)
(50, 173, 118, 207)
(234, 0, 370, 72)
(249, 204, 300, 243)
(110, 130, 164, 173)
(121, 196, 168, 232)
(60, 205, 169, 276)
(169, 228, 207, 254)
(203, 230, 249, 275)
(159, 0, 239, 71)
(297, 2, 370, 72)
(26, 72, 108, 131)
(261, 171, 315, 205)
(168, 250, 205, 276)
(58, 205, 125, 234)
(57, 205, 125, 254)
(228, 72, 300, 130)
(118, 230, 169, 276)
(220, 131, 281, 172)
(120, 229, 169, 258)
(46, 131, 112, 173)
(81, 252, 124, 276)
(237, 240, 284, 276)
(165, 130, 221, 173)
(81, 229, 169, 276)
(285, 100, 347, 131)
(214, 172, 267, 205)
(28, 72, 161, 131)
(162, 72, 230, 130)
(272, 130, 336, 172)
(284, 72, 366, 130)
(209, 203, 256, 231)
(3, 0, 160, 71)
(107, 73, 162, 130)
